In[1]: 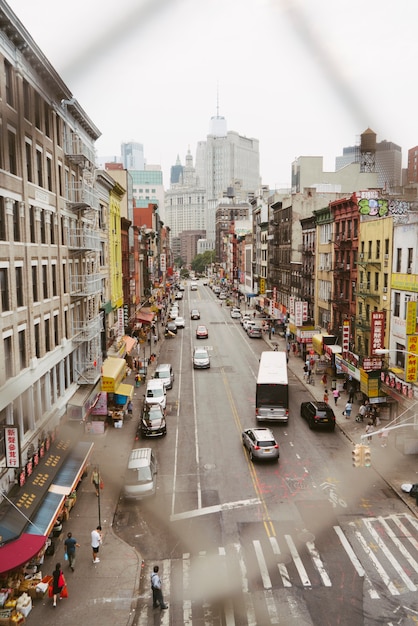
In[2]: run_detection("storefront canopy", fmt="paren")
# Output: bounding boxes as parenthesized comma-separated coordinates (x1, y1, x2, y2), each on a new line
(122, 335, 137, 354)
(114, 383, 134, 400)
(102, 357, 126, 393)
(136, 308, 154, 324)
(0, 534, 46, 575)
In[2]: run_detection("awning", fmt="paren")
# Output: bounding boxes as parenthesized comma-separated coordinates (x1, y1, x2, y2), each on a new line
(312, 334, 325, 355)
(0, 534, 46, 575)
(122, 335, 137, 354)
(67, 383, 101, 421)
(101, 357, 126, 393)
(114, 383, 134, 401)
(136, 307, 155, 324)
(324, 344, 342, 356)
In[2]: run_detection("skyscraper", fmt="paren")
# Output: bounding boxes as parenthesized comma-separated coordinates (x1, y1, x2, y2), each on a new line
(121, 142, 145, 170)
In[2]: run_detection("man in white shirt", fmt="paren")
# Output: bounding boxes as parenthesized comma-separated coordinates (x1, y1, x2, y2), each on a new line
(91, 525, 102, 564)
(151, 565, 168, 610)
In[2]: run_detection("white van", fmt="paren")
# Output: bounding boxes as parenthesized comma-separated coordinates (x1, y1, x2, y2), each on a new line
(153, 363, 174, 390)
(123, 448, 157, 499)
(145, 379, 167, 410)
(190, 282, 198, 291)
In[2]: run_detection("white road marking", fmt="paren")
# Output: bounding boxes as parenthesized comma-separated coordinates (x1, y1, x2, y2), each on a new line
(306, 541, 332, 586)
(363, 518, 417, 592)
(377, 516, 418, 574)
(269, 536, 292, 587)
(233, 542, 257, 626)
(183, 552, 192, 625)
(353, 527, 400, 596)
(253, 540, 272, 589)
(170, 497, 261, 521)
(390, 514, 418, 552)
(161, 559, 170, 624)
(219, 547, 235, 626)
(285, 535, 311, 587)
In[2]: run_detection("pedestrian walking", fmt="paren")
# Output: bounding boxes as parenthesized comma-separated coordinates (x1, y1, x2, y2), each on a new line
(365, 421, 374, 443)
(91, 525, 102, 564)
(151, 565, 168, 610)
(321, 373, 328, 386)
(323, 389, 329, 403)
(127, 400, 133, 416)
(379, 428, 389, 447)
(343, 401, 352, 418)
(332, 388, 340, 406)
(91, 466, 100, 496)
(64, 532, 80, 572)
(51, 562, 65, 607)
(348, 387, 355, 403)
(358, 403, 367, 422)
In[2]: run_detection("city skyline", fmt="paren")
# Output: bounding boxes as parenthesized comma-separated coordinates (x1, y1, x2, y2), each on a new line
(6, 0, 418, 189)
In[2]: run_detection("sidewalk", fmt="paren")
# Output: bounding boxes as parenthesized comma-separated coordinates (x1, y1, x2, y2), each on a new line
(30, 355, 163, 625)
(262, 331, 418, 518)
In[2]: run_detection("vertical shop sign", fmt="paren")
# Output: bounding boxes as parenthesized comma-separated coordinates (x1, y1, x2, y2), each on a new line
(371, 311, 385, 354)
(406, 334, 418, 383)
(342, 319, 350, 353)
(406, 301, 417, 335)
(5, 426, 20, 468)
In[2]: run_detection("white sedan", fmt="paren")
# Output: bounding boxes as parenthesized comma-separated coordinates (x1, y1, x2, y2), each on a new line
(174, 316, 185, 329)
(230, 308, 241, 319)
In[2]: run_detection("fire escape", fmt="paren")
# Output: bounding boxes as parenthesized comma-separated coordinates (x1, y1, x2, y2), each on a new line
(64, 129, 103, 384)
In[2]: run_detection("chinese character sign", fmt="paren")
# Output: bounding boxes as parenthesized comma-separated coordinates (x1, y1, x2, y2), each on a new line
(371, 311, 386, 354)
(406, 301, 417, 335)
(5, 427, 20, 468)
(342, 320, 350, 353)
(406, 335, 418, 383)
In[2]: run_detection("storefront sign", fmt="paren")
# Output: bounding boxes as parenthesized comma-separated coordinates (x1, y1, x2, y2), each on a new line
(362, 357, 383, 372)
(5, 427, 20, 468)
(342, 320, 350, 353)
(406, 334, 418, 383)
(335, 354, 360, 381)
(371, 311, 385, 354)
(406, 301, 417, 335)
(381, 370, 414, 399)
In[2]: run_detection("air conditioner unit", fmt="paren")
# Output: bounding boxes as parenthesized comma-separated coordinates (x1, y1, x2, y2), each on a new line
(384, 254, 389, 260)
(407, 268, 412, 274)
(319, 266, 324, 271)
(383, 287, 388, 293)
(384, 260, 388, 267)
(346, 264, 350, 270)
(359, 253, 364, 260)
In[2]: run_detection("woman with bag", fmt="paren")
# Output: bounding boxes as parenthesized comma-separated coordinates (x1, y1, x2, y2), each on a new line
(51, 562, 66, 607)
(91, 466, 100, 497)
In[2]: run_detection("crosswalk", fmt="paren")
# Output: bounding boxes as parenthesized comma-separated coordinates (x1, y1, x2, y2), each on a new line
(135, 513, 418, 624)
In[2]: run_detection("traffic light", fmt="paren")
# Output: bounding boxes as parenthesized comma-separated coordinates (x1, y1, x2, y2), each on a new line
(352, 444, 363, 468)
(363, 445, 372, 467)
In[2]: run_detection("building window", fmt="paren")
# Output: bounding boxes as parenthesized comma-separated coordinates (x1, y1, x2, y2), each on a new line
(13, 202, 20, 242)
(4, 60, 14, 107)
(58, 163, 63, 197)
(44, 102, 51, 137)
(25, 141, 33, 182)
(34, 323, 40, 358)
(368, 241, 372, 259)
(23, 79, 31, 120)
(396, 248, 402, 272)
(30, 206, 36, 243)
(50, 213, 55, 244)
(4, 336, 12, 378)
(0, 268, 9, 312)
(36, 149, 43, 188)
(16, 267, 24, 307)
(62, 263, 67, 293)
(52, 264, 57, 296)
(32, 265, 38, 302)
(407, 248, 413, 272)
(42, 265, 48, 299)
(54, 315, 59, 346)
(394, 292, 400, 317)
(8, 130, 17, 175)
(34, 92, 42, 130)
(18, 329, 26, 370)
(45, 318, 50, 352)
(46, 156, 53, 191)
(0, 198, 6, 241)
(40, 210, 46, 243)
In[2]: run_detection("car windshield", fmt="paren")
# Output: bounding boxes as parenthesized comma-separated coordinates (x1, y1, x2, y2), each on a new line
(145, 408, 163, 422)
(195, 351, 207, 359)
(147, 388, 163, 398)
(155, 371, 169, 380)
(316, 411, 328, 417)
(125, 466, 152, 484)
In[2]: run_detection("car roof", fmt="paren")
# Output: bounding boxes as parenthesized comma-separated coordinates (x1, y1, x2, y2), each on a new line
(146, 379, 165, 389)
(128, 447, 152, 468)
(247, 427, 276, 440)
(155, 363, 171, 371)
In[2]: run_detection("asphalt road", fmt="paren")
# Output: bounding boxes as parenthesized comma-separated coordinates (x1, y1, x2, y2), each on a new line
(114, 282, 418, 626)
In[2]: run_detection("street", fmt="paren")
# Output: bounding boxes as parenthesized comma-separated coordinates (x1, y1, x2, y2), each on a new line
(114, 283, 418, 626)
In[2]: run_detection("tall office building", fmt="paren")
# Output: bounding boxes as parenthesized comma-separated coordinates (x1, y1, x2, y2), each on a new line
(121, 142, 145, 171)
(165, 150, 206, 238)
(195, 114, 260, 244)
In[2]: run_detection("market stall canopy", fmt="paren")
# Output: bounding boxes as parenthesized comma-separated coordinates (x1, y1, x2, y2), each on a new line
(135, 308, 155, 324)
(0, 534, 46, 575)
(122, 335, 137, 354)
(114, 383, 134, 403)
(101, 357, 127, 393)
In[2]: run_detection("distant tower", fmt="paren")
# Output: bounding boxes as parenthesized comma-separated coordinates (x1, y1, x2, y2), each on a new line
(170, 155, 183, 184)
(360, 128, 376, 173)
(121, 142, 145, 170)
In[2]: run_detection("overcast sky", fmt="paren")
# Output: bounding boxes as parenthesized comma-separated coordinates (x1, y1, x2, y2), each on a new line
(7, 0, 417, 189)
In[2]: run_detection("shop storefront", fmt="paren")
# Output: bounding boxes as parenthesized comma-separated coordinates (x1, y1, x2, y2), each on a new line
(0, 431, 93, 618)
(95, 358, 134, 431)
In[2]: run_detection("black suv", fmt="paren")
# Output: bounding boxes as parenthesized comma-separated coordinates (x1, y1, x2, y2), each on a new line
(137, 405, 167, 439)
(300, 401, 336, 431)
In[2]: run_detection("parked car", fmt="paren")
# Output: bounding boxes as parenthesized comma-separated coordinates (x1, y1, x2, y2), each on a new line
(138, 405, 167, 438)
(193, 347, 210, 369)
(300, 401, 336, 431)
(178, 284, 185, 291)
(230, 308, 241, 319)
(196, 325, 209, 339)
(174, 316, 185, 329)
(242, 428, 280, 462)
(175, 292, 183, 300)
(168, 308, 179, 320)
(145, 379, 167, 410)
(123, 448, 157, 499)
(219, 292, 227, 300)
(191, 309, 200, 320)
(243, 318, 255, 331)
(165, 321, 178, 335)
(240, 314, 251, 327)
(153, 363, 174, 390)
(202, 279, 208, 285)
(247, 324, 262, 338)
